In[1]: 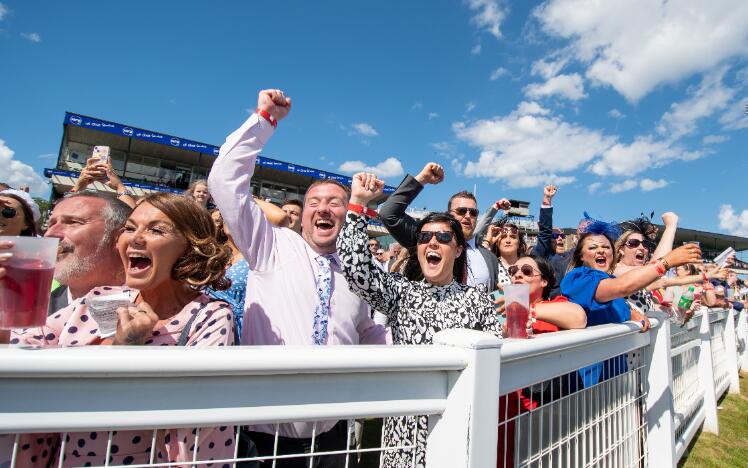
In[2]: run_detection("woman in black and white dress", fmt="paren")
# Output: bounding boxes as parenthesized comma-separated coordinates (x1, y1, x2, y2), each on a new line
(337, 172, 501, 468)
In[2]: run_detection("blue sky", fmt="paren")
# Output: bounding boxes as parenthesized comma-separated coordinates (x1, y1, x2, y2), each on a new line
(1, 0, 747, 235)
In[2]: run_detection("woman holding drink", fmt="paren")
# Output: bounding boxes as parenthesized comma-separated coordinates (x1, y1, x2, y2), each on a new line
(6, 193, 236, 467)
(337, 172, 501, 468)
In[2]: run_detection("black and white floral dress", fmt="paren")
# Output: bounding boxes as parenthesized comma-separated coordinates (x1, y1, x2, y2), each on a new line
(337, 212, 501, 468)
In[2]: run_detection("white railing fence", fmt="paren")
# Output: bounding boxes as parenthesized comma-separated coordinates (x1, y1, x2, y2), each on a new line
(0, 308, 745, 468)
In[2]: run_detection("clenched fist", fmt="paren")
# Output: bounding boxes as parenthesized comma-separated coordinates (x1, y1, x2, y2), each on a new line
(257, 89, 292, 122)
(350, 172, 385, 205)
(415, 162, 444, 186)
(113, 302, 159, 345)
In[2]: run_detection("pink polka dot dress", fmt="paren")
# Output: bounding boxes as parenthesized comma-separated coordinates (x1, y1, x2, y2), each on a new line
(8, 286, 236, 467)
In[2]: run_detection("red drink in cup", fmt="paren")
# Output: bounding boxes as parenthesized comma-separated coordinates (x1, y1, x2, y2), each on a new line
(504, 284, 530, 339)
(0, 237, 58, 329)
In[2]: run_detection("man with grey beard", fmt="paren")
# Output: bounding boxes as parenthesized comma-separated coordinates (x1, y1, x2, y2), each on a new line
(43, 192, 131, 313)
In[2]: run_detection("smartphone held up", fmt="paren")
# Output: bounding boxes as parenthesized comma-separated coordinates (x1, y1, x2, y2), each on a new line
(91, 145, 110, 165)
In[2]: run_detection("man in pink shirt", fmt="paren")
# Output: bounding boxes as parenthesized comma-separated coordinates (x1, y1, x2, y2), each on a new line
(209, 89, 386, 467)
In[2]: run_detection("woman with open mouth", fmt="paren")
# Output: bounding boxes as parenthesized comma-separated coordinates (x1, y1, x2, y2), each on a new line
(10, 193, 235, 467)
(337, 172, 501, 468)
(560, 214, 702, 387)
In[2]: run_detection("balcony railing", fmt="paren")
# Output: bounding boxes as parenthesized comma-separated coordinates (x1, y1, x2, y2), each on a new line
(0, 307, 745, 467)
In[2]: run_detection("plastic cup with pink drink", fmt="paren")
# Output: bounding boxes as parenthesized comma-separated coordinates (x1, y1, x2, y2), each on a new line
(504, 284, 530, 339)
(0, 236, 58, 329)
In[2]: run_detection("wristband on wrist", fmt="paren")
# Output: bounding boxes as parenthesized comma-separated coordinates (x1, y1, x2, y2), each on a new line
(116, 189, 132, 197)
(256, 108, 278, 128)
(348, 203, 378, 218)
(649, 259, 666, 276)
(702, 273, 710, 283)
(659, 257, 671, 271)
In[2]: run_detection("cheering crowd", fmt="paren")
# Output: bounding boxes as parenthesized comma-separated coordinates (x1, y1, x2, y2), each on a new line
(0, 89, 743, 468)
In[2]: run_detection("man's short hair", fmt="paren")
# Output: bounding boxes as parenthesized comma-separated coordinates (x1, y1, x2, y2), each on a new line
(61, 191, 132, 243)
(305, 179, 351, 200)
(281, 198, 303, 209)
(447, 190, 477, 211)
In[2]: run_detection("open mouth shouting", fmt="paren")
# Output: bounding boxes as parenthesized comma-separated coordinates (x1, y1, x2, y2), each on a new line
(127, 251, 153, 276)
(425, 250, 442, 267)
(594, 254, 608, 268)
(314, 218, 335, 234)
(634, 251, 646, 263)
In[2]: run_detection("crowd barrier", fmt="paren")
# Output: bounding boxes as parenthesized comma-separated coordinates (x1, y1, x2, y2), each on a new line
(0, 307, 745, 468)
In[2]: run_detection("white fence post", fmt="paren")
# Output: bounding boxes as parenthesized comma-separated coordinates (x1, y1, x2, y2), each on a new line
(697, 307, 719, 434)
(427, 329, 502, 468)
(738, 309, 748, 371)
(644, 311, 677, 467)
(723, 309, 741, 394)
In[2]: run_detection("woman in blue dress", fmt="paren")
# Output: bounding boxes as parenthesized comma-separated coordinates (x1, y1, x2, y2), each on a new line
(561, 215, 701, 386)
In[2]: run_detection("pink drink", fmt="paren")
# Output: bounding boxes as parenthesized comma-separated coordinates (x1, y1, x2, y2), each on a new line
(506, 301, 529, 339)
(0, 259, 55, 329)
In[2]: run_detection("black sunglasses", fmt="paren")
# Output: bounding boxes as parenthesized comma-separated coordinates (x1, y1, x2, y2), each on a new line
(552, 232, 566, 240)
(625, 239, 649, 250)
(1, 207, 16, 219)
(451, 207, 479, 217)
(417, 230, 455, 245)
(508, 264, 540, 277)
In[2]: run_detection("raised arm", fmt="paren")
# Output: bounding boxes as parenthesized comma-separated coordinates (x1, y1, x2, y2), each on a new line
(531, 185, 556, 258)
(595, 244, 702, 303)
(208, 89, 290, 271)
(378, 162, 443, 248)
(338, 173, 405, 317)
(253, 196, 290, 227)
(475, 198, 510, 244)
(651, 212, 678, 259)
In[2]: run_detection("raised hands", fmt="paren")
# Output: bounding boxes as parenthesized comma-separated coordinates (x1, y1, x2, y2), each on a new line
(257, 89, 292, 122)
(542, 185, 557, 205)
(661, 212, 678, 229)
(494, 198, 511, 211)
(350, 172, 385, 205)
(113, 301, 159, 345)
(415, 162, 444, 186)
(663, 243, 703, 269)
(73, 157, 108, 192)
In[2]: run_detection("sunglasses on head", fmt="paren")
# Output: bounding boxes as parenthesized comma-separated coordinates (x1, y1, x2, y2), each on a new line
(451, 207, 479, 217)
(625, 239, 649, 250)
(508, 264, 540, 277)
(416, 230, 455, 245)
(1, 207, 16, 219)
(552, 232, 566, 240)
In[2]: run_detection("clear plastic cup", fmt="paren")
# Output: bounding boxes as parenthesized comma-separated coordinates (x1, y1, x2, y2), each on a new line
(504, 284, 530, 339)
(0, 236, 58, 329)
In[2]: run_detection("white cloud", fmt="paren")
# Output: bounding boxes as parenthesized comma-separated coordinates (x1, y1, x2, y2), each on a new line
(489, 67, 509, 80)
(718, 204, 748, 236)
(609, 179, 638, 193)
(524, 73, 587, 101)
(466, 0, 508, 39)
(608, 109, 625, 119)
(657, 67, 736, 139)
(719, 98, 748, 130)
(455, 102, 614, 188)
(37, 153, 56, 160)
(410, 102, 423, 111)
(639, 178, 669, 192)
(588, 182, 603, 193)
(703, 134, 730, 145)
(588, 136, 703, 177)
(471, 43, 482, 55)
(0, 139, 48, 196)
(535, 0, 748, 101)
(350, 123, 378, 137)
(338, 157, 404, 179)
(465, 102, 476, 113)
(531, 56, 569, 80)
(20, 32, 40, 43)
(0, 3, 7, 20)
(516, 101, 550, 116)
(427, 112, 440, 120)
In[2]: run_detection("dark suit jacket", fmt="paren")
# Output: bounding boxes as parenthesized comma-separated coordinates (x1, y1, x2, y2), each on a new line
(378, 175, 499, 291)
(48, 284, 69, 316)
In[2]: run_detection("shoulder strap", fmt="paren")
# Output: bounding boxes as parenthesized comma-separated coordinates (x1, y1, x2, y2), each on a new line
(177, 307, 203, 346)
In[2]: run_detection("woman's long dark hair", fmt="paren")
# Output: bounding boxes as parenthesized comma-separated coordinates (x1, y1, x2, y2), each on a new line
(403, 212, 467, 283)
(516, 254, 555, 300)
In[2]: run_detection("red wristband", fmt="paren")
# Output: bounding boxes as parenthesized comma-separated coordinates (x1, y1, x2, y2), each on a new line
(348, 203, 378, 219)
(650, 259, 666, 276)
(256, 108, 277, 128)
(702, 273, 709, 283)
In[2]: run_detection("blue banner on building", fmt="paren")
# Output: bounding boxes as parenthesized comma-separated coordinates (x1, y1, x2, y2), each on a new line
(64, 112, 395, 193)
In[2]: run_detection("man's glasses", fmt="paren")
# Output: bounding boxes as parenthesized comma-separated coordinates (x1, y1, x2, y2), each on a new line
(451, 207, 479, 218)
(416, 230, 455, 245)
(625, 239, 649, 250)
(508, 264, 540, 277)
(1, 207, 16, 219)
(552, 232, 566, 240)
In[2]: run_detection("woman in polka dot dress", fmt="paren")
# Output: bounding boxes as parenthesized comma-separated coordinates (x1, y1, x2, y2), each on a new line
(9, 193, 236, 467)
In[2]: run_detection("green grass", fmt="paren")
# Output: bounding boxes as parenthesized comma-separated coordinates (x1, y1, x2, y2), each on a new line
(679, 371, 748, 468)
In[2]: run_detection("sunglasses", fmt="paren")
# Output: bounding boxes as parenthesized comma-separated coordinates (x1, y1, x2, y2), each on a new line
(416, 230, 455, 245)
(501, 226, 518, 236)
(552, 232, 566, 240)
(508, 264, 540, 277)
(1, 207, 16, 219)
(451, 207, 479, 217)
(625, 239, 649, 250)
